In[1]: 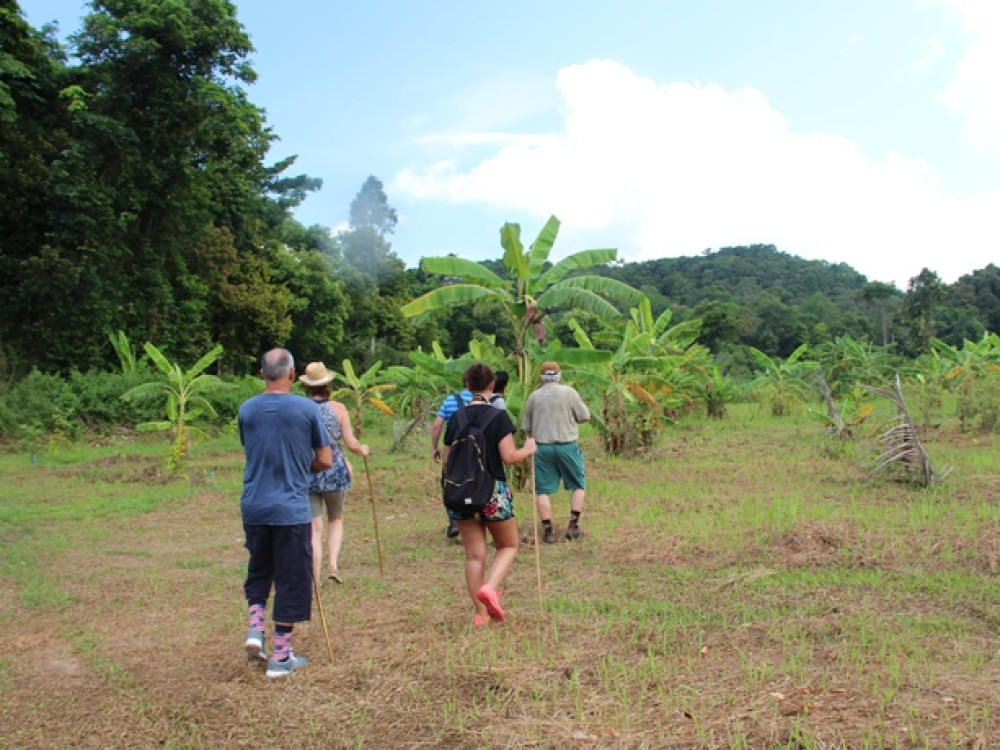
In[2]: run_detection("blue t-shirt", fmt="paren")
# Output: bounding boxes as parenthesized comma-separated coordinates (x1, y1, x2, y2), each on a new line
(437, 390, 472, 420)
(238, 393, 331, 525)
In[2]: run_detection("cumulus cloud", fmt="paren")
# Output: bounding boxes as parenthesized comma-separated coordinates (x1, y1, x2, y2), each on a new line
(393, 59, 1000, 287)
(935, 0, 1000, 158)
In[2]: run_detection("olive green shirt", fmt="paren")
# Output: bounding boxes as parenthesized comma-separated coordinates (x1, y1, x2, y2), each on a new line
(522, 382, 590, 443)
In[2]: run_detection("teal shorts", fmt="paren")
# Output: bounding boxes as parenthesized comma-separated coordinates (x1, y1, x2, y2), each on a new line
(534, 442, 586, 494)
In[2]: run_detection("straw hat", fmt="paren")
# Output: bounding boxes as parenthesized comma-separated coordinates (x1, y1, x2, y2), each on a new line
(299, 361, 336, 386)
(539, 361, 561, 376)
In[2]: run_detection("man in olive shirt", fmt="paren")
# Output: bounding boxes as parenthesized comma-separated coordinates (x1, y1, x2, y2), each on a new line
(521, 361, 591, 543)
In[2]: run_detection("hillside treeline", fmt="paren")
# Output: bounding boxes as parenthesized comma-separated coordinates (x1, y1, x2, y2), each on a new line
(2, 1, 998, 382)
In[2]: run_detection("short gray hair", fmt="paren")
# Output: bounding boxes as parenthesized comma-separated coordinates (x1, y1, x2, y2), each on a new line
(261, 348, 294, 381)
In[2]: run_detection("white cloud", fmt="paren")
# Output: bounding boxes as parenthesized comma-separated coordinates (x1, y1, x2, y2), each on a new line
(935, 0, 1000, 157)
(393, 59, 1000, 287)
(904, 35, 945, 71)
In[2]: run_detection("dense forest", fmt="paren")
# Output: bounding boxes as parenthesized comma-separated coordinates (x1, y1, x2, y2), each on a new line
(2, 0, 998, 382)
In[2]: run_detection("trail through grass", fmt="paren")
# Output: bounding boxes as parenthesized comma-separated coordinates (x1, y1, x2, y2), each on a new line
(1, 408, 998, 748)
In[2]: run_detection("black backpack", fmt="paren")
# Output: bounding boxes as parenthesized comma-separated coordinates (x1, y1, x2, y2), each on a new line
(442, 404, 501, 512)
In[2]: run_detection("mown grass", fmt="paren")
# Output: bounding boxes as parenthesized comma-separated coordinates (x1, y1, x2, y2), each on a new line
(1, 405, 998, 748)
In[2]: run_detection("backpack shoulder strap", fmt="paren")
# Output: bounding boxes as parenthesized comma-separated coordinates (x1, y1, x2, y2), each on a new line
(477, 405, 502, 431)
(452, 402, 469, 431)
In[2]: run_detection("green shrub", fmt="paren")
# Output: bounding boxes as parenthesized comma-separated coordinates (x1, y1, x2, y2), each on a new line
(0, 369, 80, 440)
(210, 375, 265, 421)
(68, 369, 162, 429)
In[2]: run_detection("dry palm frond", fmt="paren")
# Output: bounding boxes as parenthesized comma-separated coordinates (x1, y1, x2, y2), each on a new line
(865, 374, 951, 487)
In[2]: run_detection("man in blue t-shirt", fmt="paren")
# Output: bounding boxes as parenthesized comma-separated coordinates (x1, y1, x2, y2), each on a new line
(431, 377, 473, 539)
(238, 348, 332, 677)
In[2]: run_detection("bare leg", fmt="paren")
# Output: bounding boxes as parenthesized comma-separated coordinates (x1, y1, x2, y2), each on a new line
(310, 516, 324, 585)
(536, 493, 553, 522)
(570, 489, 585, 514)
(456, 519, 489, 619)
(483, 518, 519, 591)
(327, 515, 343, 576)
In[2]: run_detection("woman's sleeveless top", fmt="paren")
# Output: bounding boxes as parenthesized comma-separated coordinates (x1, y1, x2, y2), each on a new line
(309, 400, 352, 492)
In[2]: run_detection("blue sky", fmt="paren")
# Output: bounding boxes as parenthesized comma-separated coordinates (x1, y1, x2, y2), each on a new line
(26, 1, 1000, 289)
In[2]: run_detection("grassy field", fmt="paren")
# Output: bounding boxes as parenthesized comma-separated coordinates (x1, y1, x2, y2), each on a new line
(1, 406, 999, 749)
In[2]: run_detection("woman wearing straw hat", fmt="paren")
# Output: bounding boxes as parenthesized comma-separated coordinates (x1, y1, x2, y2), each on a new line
(299, 362, 370, 585)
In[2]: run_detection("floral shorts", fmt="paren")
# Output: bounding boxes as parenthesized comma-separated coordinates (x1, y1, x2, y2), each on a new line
(446, 480, 515, 523)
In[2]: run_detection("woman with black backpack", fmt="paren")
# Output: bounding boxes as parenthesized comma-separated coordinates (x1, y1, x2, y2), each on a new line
(442, 363, 536, 625)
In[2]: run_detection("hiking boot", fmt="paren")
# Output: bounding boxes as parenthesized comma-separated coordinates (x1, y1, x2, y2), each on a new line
(565, 521, 583, 540)
(446, 521, 460, 540)
(266, 651, 307, 678)
(542, 526, 557, 544)
(244, 626, 267, 661)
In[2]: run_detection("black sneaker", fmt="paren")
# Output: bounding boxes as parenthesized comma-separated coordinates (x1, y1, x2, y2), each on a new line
(446, 521, 460, 539)
(542, 526, 557, 544)
(565, 521, 583, 540)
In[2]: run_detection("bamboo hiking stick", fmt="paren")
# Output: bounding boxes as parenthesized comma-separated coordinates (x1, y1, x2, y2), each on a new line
(530, 459, 544, 617)
(363, 455, 385, 575)
(312, 572, 334, 663)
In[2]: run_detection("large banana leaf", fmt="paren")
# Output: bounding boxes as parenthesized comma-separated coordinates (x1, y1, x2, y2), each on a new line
(656, 319, 702, 349)
(652, 308, 676, 337)
(536, 285, 622, 319)
(420, 256, 506, 288)
(143, 342, 174, 377)
(568, 318, 595, 349)
(121, 381, 167, 402)
(533, 248, 618, 290)
(554, 348, 613, 366)
(401, 284, 499, 317)
(499, 222, 527, 280)
(186, 345, 225, 378)
(527, 215, 560, 278)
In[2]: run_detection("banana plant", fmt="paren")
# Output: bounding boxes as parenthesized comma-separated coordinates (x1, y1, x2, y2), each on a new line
(107, 329, 144, 374)
(814, 335, 897, 396)
(930, 333, 1000, 432)
(121, 343, 231, 471)
(748, 344, 818, 416)
(400, 215, 641, 400)
(696, 365, 738, 420)
(809, 374, 875, 440)
(329, 359, 394, 438)
(567, 299, 705, 455)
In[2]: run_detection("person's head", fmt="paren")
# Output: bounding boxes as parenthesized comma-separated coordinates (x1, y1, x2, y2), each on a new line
(493, 370, 509, 394)
(261, 348, 294, 382)
(299, 361, 336, 398)
(539, 361, 561, 384)
(464, 362, 495, 393)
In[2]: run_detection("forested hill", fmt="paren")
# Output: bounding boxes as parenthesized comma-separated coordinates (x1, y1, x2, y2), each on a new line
(584, 245, 998, 360)
(589, 243, 880, 357)
(596, 244, 867, 310)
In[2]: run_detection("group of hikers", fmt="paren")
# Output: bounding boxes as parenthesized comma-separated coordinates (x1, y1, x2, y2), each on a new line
(238, 348, 590, 677)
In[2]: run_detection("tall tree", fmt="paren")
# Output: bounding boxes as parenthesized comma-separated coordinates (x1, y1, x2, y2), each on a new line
(1, 0, 324, 372)
(858, 281, 901, 346)
(901, 268, 947, 355)
(335, 177, 417, 366)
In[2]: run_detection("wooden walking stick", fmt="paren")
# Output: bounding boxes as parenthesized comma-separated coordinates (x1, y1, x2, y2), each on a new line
(363, 455, 385, 575)
(529, 458, 544, 617)
(312, 572, 335, 663)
